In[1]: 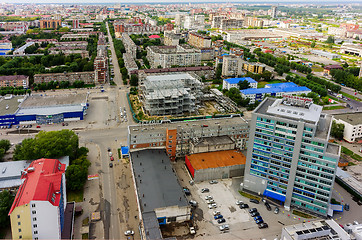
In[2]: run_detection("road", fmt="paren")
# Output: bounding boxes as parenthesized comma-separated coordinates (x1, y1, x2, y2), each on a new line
(106, 21, 123, 86)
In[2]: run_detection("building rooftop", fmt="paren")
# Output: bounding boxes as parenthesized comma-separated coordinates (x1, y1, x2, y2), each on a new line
(186, 149, 246, 170)
(9, 158, 66, 215)
(142, 211, 163, 240)
(20, 93, 87, 107)
(193, 135, 234, 147)
(224, 77, 257, 84)
(131, 149, 188, 213)
(0, 96, 24, 116)
(333, 112, 362, 126)
(0, 75, 28, 81)
(241, 82, 311, 95)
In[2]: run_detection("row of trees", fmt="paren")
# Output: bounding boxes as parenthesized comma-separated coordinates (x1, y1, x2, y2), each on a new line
(286, 75, 328, 97)
(32, 80, 91, 91)
(0, 86, 31, 96)
(330, 68, 362, 92)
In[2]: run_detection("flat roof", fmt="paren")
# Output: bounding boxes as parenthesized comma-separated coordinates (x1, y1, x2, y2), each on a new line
(187, 149, 246, 170)
(20, 94, 87, 107)
(131, 149, 189, 213)
(224, 77, 257, 84)
(146, 73, 195, 82)
(334, 112, 362, 126)
(16, 104, 84, 116)
(193, 136, 234, 147)
(0, 96, 23, 115)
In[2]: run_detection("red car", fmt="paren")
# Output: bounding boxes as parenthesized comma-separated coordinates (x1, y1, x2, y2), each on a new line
(36, 125, 41, 128)
(110, 157, 114, 161)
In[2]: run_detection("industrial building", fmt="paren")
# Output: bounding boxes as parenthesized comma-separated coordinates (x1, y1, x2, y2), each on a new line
(186, 147, 246, 182)
(323, 65, 343, 75)
(0, 75, 29, 88)
(223, 77, 257, 90)
(128, 116, 249, 161)
(9, 158, 68, 240)
(139, 73, 202, 116)
(333, 113, 362, 143)
(131, 149, 191, 240)
(311, 50, 341, 60)
(243, 96, 341, 217)
(240, 82, 311, 104)
(340, 43, 362, 57)
(34, 72, 95, 85)
(281, 220, 350, 240)
(146, 45, 201, 68)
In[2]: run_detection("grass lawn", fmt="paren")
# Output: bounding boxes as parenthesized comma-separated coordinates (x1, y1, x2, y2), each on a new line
(341, 146, 362, 161)
(329, 96, 344, 103)
(82, 217, 89, 226)
(311, 66, 324, 72)
(258, 80, 283, 88)
(239, 191, 261, 201)
(292, 210, 316, 219)
(82, 233, 89, 239)
(341, 91, 361, 101)
(323, 106, 345, 110)
(67, 190, 84, 202)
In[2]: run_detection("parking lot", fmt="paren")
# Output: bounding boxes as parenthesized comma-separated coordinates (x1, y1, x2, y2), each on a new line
(174, 161, 324, 240)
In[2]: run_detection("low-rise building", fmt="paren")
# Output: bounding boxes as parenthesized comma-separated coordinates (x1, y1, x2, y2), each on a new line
(49, 49, 89, 58)
(323, 65, 343, 75)
(333, 113, 362, 143)
(242, 60, 266, 74)
(0, 40, 13, 55)
(340, 43, 362, 57)
(240, 82, 311, 103)
(311, 50, 341, 59)
(223, 77, 257, 90)
(0, 75, 29, 88)
(60, 34, 90, 41)
(147, 45, 201, 68)
(34, 72, 95, 85)
(9, 158, 67, 240)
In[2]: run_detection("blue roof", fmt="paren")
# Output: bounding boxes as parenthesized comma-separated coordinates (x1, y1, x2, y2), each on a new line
(263, 189, 286, 202)
(121, 146, 129, 155)
(221, 53, 229, 56)
(265, 82, 298, 89)
(241, 85, 311, 95)
(224, 77, 257, 85)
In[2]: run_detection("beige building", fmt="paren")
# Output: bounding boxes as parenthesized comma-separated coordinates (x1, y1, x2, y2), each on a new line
(244, 17, 264, 28)
(242, 60, 266, 74)
(34, 72, 95, 84)
(0, 75, 29, 88)
(220, 18, 244, 30)
(164, 31, 181, 46)
(222, 55, 243, 77)
(188, 32, 211, 48)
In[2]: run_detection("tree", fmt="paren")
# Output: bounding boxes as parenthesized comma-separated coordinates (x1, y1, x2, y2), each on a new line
(325, 36, 334, 44)
(238, 80, 250, 90)
(65, 165, 88, 191)
(0, 190, 14, 227)
(216, 63, 222, 79)
(311, 41, 316, 48)
(0, 139, 11, 152)
(331, 120, 345, 140)
(130, 74, 139, 86)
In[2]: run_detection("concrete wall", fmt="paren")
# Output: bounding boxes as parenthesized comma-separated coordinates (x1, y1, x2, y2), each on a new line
(193, 164, 244, 182)
(155, 205, 191, 223)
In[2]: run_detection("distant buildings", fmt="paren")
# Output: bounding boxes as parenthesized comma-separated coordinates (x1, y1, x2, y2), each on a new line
(0, 40, 13, 55)
(333, 113, 362, 143)
(34, 72, 95, 85)
(9, 158, 67, 240)
(240, 82, 311, 103)
(140, 73, 202, 116)
(271, 6, 277, 19)
(311, 50, 341, 60)
(223, 77, 258, 90)
(244, 17, 264, 28)
(94, 32, 108, 84)
(211, 15, 227, 29)
(340, 43, 362, 57)
(146, 45, 201, 68)
(220, 18, 244, 30)
(40, 15, 61, 29)
(0, 75, 29, 88)
(114, 20, 173, 34)
(243, 96, 340, 217)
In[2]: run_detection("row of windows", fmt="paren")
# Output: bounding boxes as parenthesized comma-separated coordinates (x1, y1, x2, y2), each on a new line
(250, 169, 267, 178)
(257, 117, 274, 124)
(301, 144, 324, 153)
(302, 139, 325, 147)
(299, 156, 336, 169)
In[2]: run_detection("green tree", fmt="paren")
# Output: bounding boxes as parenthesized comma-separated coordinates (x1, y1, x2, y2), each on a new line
(65, 165, 88, 191)
(130, 74, 139, 86)
(311, 41, 316, 48)
(0, 139, 11, 152)
(238, 80, 250, 90)
(331, 120, 345, 140)
(325, 36, 334, 44)
(0, 190, 14, 227)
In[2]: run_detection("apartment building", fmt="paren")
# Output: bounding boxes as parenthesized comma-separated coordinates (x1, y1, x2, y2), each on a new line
(60, 34, 90, 41)
(49, 49, 89, 58)
(146, 45, 201, 68)
(243, 96, 340, 217)
(211, 15, 227, 29)
(333, 113, 362, 143)
(121, 33, 137, 59)
(0, 40, 13, 55)
(242, 60, 266, 74)
(164, 31, 181, 46)
(0, 75, 29, 88)
(40, 18, 61, 29)
(114, 21, 173, 34)
(188, 32, 211, 48)
(244, 17, 264, 28)
(94, 33, 108, 84)
(139, 73, 202, 116)
(34, 72, 95, 85)
(9, 159, 67, 240)
(220, 18, 244, 30)
(54, 41, 88, 49)
(123, 53, 138, 75)
(222, 55, 243, 77)
(127, 116, 249, 161)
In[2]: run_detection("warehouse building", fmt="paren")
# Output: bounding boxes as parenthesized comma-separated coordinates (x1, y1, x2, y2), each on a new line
(311, 50, 341, 60)
(186, 148, 246, 182)
(131, 149, 191, 239)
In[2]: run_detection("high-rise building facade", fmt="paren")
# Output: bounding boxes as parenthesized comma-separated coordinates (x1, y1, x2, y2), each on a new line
(243, 96, 340, 217)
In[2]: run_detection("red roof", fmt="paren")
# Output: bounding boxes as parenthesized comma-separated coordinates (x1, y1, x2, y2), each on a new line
(9, 159, 66, 215)
(149, 35, 160, 39)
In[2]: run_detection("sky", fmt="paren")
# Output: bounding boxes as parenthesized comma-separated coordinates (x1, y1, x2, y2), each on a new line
(7, 0, 362, 3)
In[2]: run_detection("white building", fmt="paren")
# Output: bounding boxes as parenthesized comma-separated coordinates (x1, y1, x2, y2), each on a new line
(222, 77, 257, 90)
(333, 113, 362, 142)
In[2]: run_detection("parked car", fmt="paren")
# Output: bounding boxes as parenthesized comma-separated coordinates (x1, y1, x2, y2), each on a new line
(250, 212, 260, 217)
(189, 226, 196, 234)
(265, 202, 272, 211)
(213, 210, 221, 216)
(214, 214, 223, 220)
(258, 223, 268, 229)
(109, 152, 113, 157)
(249, 208, 258, 213)
(206, 199, 215, 204)
(124, 230, 134, 236)
(219, 224, 229, 231)
(217, 218, 226, 224)
(107, 147, 111, 152)
(254, 216, 262, 221)
(201, 188, 209, 193)
(110, 157, 114, 161)
(36, 125, 41, 128)
(109, 163, 113, 168)
(208, 203, 217, 209)
(274, 207, 279, 214)
(250, 199, 259, 204)
(236, 200, 243, 205)
(205, 195, 213, 200)
(183, 188, 191, 196)
(239, 204, 249, 209)
(345, 203, 350, 211)
(209, 180, 218, 184)
(189, 200, 197, 207)
(256, 219, 264, 224)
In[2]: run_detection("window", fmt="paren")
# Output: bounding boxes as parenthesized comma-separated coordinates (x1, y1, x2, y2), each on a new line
(31, 204, 36, 208)
(18, 229, 21, 233)
(18, 222, 21, 226)
(17, 215, 20, 219)
(33, 217, 37, 221)
(32, 210, 36, 214)
(167, 217, 176, 222)
(19, 236, 22, 239)
(33, 224, 37, 228)
(34, 231, 38, 234)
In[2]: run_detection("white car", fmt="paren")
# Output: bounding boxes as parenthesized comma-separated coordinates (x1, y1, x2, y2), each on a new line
(236, 200, 243, 205)
(213, 210, 221, 216)
(205, 195, 213, 200)
(206, 199, 215, 204)
(208, 203, 217, 209)
(209, 180, 218, 184)
(189, 226, 196, 234)
(124, 230, 134, 236)
(219, 224, 230, 231)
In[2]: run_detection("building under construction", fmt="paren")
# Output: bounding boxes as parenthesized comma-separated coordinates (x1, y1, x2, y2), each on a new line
(139, 73, 203, 116)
